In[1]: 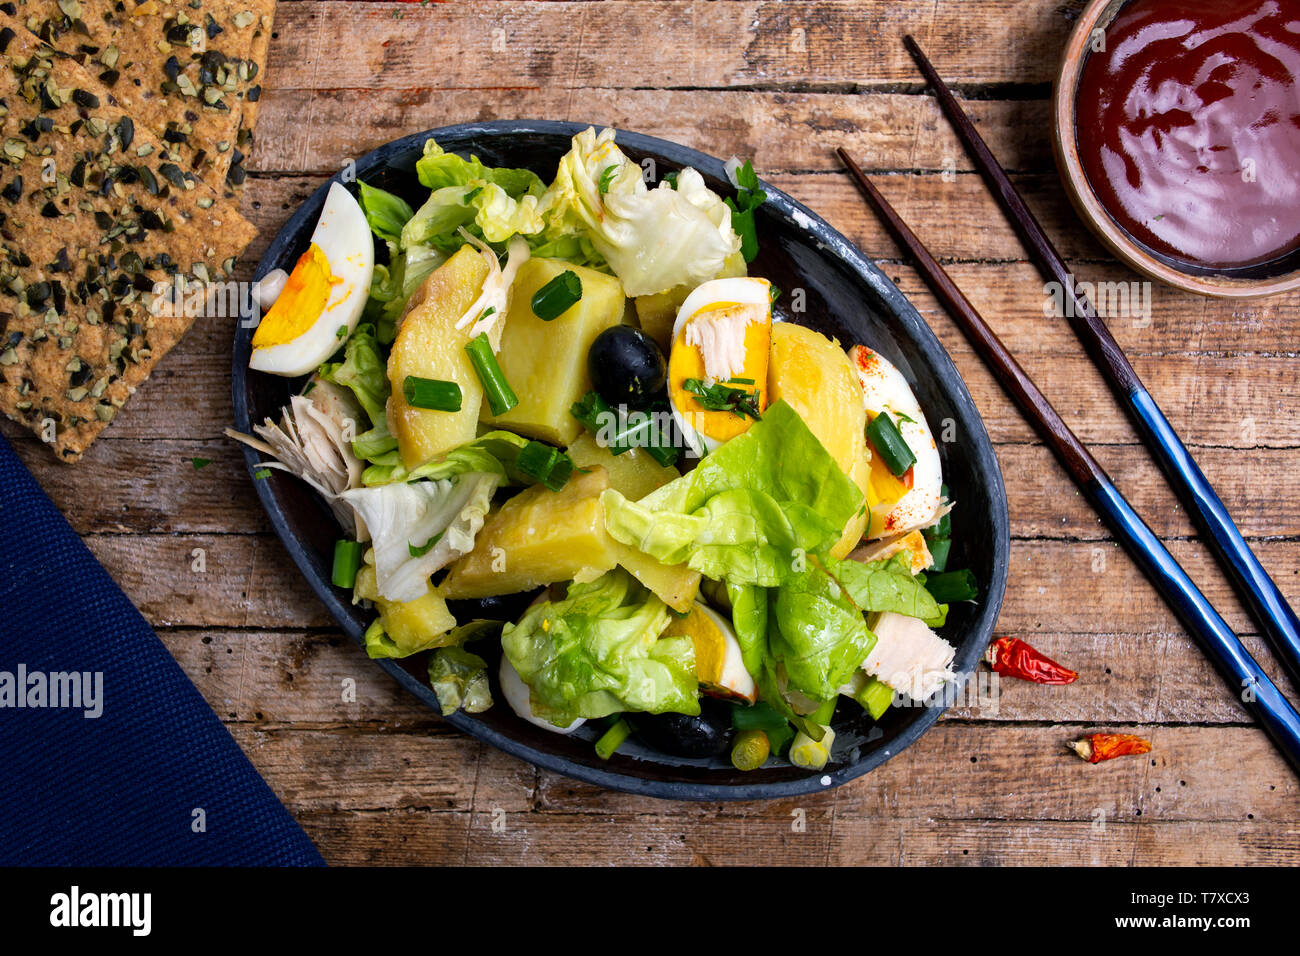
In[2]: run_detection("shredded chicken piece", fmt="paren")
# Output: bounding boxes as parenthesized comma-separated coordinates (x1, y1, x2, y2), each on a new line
(226, 379, 368, 538)
(453, 231, 530, 344)
(682, 302, 764, 382)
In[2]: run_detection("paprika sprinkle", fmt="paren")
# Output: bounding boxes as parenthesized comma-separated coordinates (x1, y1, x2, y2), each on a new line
(1068, 733, 1153, 764)
(985, 637, 1078, 685)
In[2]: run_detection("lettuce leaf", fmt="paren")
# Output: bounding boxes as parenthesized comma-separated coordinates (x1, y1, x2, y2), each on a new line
(536, 127, 741, 296)
(358, 182, 414, 244)
(500, 569, 698, 726)
(415, 140, 545, 198)
(772, 564, 876, 702)
(832, 552, 944, 624)
(602, 401, 863, 585)
(317, 322, 397, 462)
(360, 430, 540, 487)
(429, 646, 493, 716)
(339, 473, 499, 603)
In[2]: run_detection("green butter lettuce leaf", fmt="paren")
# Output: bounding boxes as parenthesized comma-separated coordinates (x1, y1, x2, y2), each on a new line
(535, 127, 742, 296)
(602, 401, 863, 585)
(318, 322, 398, 462)
(358, 181, 415, 244)
(429, 646, 493, 716)
(501, 569, 698, 726)
(772, 564, 877, 702)
(832, 552, 945, 625)
(415, 140, 545, 198)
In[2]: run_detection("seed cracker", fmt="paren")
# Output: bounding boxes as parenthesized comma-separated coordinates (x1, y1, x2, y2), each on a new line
(6, 0, 274, 190)
(0, 17, 257, 460)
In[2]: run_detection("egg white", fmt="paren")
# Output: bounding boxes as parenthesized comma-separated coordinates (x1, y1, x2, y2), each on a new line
(849, 344, 944, 538)
(250, 182, 375, 377)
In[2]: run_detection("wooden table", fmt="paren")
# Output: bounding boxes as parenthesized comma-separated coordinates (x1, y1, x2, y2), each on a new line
(7, 0, 1298, 865)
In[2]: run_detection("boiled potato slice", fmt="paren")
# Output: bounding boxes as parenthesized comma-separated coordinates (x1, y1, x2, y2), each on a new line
(565, 433, 699, 610)
(355, 564, 458, 653)
(442, 467, 620, 599)
(768, 323, 868, 552)
(566, 432, 680, 502)
(482, 258, 625, 445)
(387, 246, 491, 468)
(615, 542, 701, 614)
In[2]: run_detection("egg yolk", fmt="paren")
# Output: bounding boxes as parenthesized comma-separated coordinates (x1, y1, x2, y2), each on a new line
(251, 244, 339, 349)
(668, 304, 771, 444)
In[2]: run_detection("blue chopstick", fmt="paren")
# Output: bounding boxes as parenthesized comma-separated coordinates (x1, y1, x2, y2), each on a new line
(901, 34, 1300, 694)
(837, 146, 1300, 775)
(1127, 389, 1300, 687)
(1089, 478, 1300, 763)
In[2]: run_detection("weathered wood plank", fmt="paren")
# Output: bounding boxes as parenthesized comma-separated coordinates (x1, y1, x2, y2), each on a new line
(298, 810, 1298, 866)
(267, 1, 1079, 92)
(533, 724, 1297, 823)
(250, 87, 1055, 175)
(231, 728, 537, 813)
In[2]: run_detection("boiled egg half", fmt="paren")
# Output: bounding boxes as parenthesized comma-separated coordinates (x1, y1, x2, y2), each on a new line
(250, 182, 375, 377)
(848, 344, 943, 539)
(667, 276, 773, 455)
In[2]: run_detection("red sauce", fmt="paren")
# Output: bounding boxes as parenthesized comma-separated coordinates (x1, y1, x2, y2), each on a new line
(1075, 0, 1300, 269)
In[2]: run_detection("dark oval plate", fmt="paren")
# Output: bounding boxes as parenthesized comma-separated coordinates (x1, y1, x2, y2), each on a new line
(233, 120, 1010, 801)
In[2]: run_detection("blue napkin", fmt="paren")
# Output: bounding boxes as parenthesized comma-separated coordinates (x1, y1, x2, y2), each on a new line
(0, 434, 324, 866)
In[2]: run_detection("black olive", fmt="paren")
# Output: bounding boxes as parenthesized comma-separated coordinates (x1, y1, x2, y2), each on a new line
(633, 699, 735, 758)
(445, 588, 545, 624)
(587, 325, 667, 410)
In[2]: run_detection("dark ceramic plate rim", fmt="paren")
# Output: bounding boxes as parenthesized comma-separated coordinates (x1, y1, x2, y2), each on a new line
(232, 120, 1009, 801)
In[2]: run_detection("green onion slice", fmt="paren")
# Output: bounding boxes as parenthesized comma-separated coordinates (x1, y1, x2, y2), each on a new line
(464, 333, 518, 416)
(924, 568, 978, 604)
(516, 440, 575, 492)
(866, 411, 916, 476)
(594, 718, 632, 760)
(332, 539, 363, 589)
(531, 270, 583, 321)
(402, 375, 462, 412)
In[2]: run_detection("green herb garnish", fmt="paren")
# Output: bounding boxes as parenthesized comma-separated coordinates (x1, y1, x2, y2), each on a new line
(408, 531, 445, 558)
(682, 377, 763, 420)
(725, 160, 767, 263)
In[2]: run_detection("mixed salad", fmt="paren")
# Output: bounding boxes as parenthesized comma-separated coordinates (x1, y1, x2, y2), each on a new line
(231, 127, 979, 773)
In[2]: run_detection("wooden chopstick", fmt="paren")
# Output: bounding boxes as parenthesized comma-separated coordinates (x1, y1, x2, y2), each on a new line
(836, 146, 1300, 775)
(901, 34, 1300, 694)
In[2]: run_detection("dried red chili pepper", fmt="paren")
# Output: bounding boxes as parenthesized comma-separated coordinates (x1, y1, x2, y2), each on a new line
(1068, 733, 1152, 763)
(985, 637, 1078, 684)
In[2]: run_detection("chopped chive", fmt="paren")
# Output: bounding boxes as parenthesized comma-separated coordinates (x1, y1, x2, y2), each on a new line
(335, 324, 348, 339)
(516, 440, 574, 492)
(332, 539, 363, 589)
(866, 411, 916, 476)
(924, 568, 978, 604)
(531, 270, 582, 321)
(682, 378, 762, 420)
(189, 456, 211, 470)
(253, 468, 271, 480)
(662, 170, 680, 189)
(464, 333, 518, 416)
(768, 283, 781, 306)
(597, 164, 617, 195)
(594, 717, 632, 760)
(408, 530, 444, 558)
(926, 535, 952, 572)
(402, 375, 462, 412)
